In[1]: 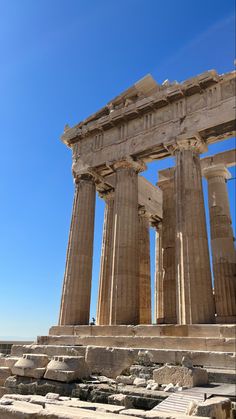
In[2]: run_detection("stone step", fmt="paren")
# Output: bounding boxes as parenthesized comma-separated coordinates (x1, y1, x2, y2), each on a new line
(153, 389, 205, 414)
(37, 334, 236, 353)
(11, 344, 86, 358)
(10, 344, 236, 370)
(49, 324, 236, 339)
(0, 396, 210, 419)
(207, 368, 236, 384)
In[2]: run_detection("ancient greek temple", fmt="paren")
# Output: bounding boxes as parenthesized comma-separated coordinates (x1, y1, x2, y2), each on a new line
(59, 70, 236, 326)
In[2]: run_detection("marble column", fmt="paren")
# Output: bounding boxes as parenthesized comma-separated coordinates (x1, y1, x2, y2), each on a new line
(110, 161, 141, 325)
(153, 222, 164, 324)
(203, 164, 236, 323)
(158, 176, 177, 323)
(59, 174, 96, 325)
(174, 137, 215, 324)
(96, 190, 114, 325)
(138, 208, 152, 324)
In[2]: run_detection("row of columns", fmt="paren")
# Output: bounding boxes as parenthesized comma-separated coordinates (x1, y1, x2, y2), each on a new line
(59, 138, 236, 326)
(156, 142, 235, 324)
(204, 164, 236, 323)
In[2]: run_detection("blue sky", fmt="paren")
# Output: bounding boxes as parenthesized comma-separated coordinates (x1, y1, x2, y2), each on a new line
(0, 0, 235, 339)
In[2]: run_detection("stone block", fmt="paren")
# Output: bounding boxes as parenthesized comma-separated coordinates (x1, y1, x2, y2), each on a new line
(116, 375, 135, 385)
(0, 358, 6, 367)
(43, 403, 140, 418)
(108, 393, 133, 408)
(12, 354, 49, 379)
(29, 395, 46, 407)
(11, 344, 86, 358)
(133, 378, 147, 387)
(45, 392, 60, 400)
(153, 365, 208, 387)
(85, 346, 136, 378)
(44, 355, 90, 382)
(4, 357, 20, 370)
(0, 386, 8, 397)
(0, 367, 11, 385)
(192, 396, 232, 418)
(0, 400, 43, 418)
(2, 394, 31, 402)
(137, 350, 154, 366)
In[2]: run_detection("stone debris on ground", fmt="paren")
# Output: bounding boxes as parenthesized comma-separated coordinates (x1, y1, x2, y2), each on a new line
(0, 392, 215, 418)
(134, 378, 147, 388)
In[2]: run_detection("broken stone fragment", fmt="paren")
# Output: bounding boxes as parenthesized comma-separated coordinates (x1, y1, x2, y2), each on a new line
(12, 354, 49, 379)
(44, 355, 90, 382)
(153, 364, 208, 388)
(4, 357, 20, 370)
(163, 383, 175, 392)
(45, 392, 60, 400)
(108, 393, 133, 409)
(0, 399, 13, 405)
(29, 395, 46, 407)
(116, 375, 135, 385)
(85, 346, 136, 378)
(137, 350, 153, 366)
(191, 396, 232, 418)
(151, 383, 160, 391)
(0, 367, 11, 385)
(133, 377, 147, 387)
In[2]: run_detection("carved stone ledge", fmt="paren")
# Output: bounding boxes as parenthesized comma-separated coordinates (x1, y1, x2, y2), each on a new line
(203, 163, 231, 180)
(98, 189, 115, 201)
(74, 173, 94, 184)
(138, 205, 149, 219)
(170, 134, 208, 154)
(112, 157, 147, 173)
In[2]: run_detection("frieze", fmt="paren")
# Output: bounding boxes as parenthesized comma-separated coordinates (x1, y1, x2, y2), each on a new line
(61, 71, 235, 146)
(65, 70, 235, 172)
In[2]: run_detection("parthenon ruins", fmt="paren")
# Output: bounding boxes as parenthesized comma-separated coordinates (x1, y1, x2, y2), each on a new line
(59, 69, 236, 327)
(0, 69, 236, 419)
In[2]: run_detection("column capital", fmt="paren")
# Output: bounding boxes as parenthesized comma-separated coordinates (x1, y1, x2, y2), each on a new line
(138, 205, 150, 219)
(112, 157, 146, 173)
(203, 164, 231, 180)
(99, 189, 114, 202)
(74, 173, 94, 184)
(151, 219, 162, 231)
(169, 134, 207, 154)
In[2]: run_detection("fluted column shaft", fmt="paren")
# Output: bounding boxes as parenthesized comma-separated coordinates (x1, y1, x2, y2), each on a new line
(204, 164, 236, 323)
(96, 191, 114, 325)
(110, 162, 140, 325)
(59, 174, 96, 325)
(138, 209, 152, 324)
(158, 177, 177, 323)
(174, 139, 215, 324)
(154, 222, 164, 324)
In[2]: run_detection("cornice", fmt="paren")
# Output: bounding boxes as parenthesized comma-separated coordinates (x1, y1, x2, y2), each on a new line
(61, 70, 234, 146)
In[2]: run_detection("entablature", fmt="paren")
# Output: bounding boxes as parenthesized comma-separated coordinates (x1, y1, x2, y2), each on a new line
(62, 70, 235, 175)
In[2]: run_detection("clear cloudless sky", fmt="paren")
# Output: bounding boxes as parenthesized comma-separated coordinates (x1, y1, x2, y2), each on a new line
(0, 0, 235, 339)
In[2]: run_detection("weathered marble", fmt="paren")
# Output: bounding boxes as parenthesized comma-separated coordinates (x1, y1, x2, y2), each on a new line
(173, 137, 215, 324)
(59, 174, 96, 325)
(158, 176, 176, 324)
(110, 161, 141, 325)
(138, 209, 151, 324)
(203, 164, 236, 323)
(96, 191, 114, 325)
